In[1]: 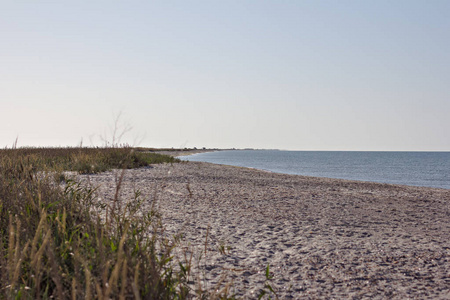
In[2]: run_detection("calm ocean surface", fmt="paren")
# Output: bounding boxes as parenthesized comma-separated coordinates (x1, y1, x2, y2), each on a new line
(181, 150, 450, 189)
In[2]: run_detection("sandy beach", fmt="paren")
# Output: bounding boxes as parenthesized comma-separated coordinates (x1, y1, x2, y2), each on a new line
(79, 161, 450, 299)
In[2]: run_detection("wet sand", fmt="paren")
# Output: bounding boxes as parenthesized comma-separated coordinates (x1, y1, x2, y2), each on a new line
(79, 161, 450, 299)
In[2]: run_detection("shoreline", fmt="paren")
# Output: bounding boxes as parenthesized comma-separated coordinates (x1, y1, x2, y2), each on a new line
(153, 148, 221, 157)
(79, 161, 450, 298)
(178, 150, 450, 190)
(185, 161, 450, 191)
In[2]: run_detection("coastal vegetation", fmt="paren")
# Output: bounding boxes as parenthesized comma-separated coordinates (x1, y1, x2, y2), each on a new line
(0, 147, 215, 299)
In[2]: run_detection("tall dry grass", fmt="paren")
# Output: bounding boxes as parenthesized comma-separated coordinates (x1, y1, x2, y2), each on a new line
(0, 147, 200, 299)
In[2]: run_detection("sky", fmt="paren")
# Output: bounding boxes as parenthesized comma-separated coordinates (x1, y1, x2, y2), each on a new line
(1, 1, 449, 151)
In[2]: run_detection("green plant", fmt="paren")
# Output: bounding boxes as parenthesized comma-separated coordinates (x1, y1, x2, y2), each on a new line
(258, 264, 278, 300)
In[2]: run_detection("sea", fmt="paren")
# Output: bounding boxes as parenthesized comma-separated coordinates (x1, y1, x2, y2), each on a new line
(181, 150, 450, 190)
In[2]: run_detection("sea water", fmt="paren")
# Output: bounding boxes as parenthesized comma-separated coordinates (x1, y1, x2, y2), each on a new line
(181, 150, 450, 189)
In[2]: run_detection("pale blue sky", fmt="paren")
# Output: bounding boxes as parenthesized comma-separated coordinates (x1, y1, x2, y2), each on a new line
(1, 1, 449, 150)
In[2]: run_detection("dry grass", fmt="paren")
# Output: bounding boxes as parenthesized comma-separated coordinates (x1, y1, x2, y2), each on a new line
(0, 147, 235, 299)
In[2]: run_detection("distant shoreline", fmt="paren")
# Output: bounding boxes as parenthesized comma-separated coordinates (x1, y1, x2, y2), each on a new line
(152, 148, 222, 157)
(180, 149, 450, 190)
